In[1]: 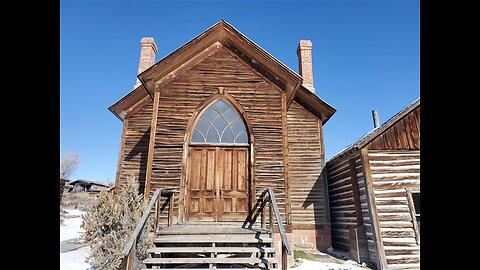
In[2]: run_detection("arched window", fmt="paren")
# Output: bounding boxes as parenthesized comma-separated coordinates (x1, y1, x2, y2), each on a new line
(191, 99, 248, 144)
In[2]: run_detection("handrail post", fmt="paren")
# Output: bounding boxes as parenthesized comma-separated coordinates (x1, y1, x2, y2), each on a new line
(154, 191, 160, 233)
(268, 199, 273, 237)
(261, 193, 266, 230)
(168, 193, 174, 226)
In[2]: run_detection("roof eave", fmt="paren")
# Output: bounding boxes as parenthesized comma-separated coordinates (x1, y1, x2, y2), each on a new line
(294, 86, 336, 124)
(137, 19, 303, 97)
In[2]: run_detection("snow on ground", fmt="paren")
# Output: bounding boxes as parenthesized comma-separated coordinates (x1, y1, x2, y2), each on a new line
(291, 259, 368, 270)
(60, 209, 369, 270)
(60, 247, 91, 270)
(60, 209, 85, 242)
(60, 209, 92, 270)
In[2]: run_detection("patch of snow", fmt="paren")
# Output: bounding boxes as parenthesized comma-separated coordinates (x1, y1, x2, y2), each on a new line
(61, 209, 92, 270)
(64, 209, 85, 217)
(60, 247, 91, 270)
(60, 215, 84, 242)
(291, 259, 368, 270)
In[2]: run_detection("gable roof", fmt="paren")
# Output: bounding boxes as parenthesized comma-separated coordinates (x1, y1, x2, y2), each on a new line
(69, 179, 110, 187)
(109, 20, 335, 123)
(328, 98, 420, 161)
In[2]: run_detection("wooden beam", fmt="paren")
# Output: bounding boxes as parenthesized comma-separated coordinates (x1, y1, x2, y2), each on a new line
(405, 189, 420, 244)
(318, 119, 330, 224)
(360, 149, 388, 270)
(349, 158, 364, 226)
(124, 95, 150, 119)
(281, 93, 291, 225)
(114, 120, 128, 188)
(144, 90, 160, 200)
(154, 41, 225, 90)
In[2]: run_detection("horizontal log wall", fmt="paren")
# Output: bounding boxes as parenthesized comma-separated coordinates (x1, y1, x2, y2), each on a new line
(151, 47, 285, 221)
(326, 153, 377, 265)
(117, 100, 153, 192)
(287, 101, 327, 225)
(366, 106, 420, 150)
(368, 150, 420, 269)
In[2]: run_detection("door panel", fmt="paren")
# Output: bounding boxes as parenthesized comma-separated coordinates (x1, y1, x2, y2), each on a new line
(187, 148, 216, 221)
(217, 148, 249, 221)
(186, 146, 248, 222)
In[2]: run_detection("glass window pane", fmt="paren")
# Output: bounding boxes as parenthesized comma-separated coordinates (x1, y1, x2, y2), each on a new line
(221, 128, 234, 143)
(412, 192, 420, 214)
(230, 119, 245, 135)
(210, 99, 228, 112)
(192, 130, 205, 143)
(195, 118, 209, 135)
(213, 117, 228, 135)
(206, 128, 220, 143)
(235, 131, 248, 144)
(191, 98, 248, 145)
(222, 108, 238, 122)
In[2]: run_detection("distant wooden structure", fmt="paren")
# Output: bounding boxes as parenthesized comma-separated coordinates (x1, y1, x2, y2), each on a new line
(60, 178, 68, 204)
(326, 98, 420, 269)
(109, 19, 337, 257)
(68, 179, 110, 194)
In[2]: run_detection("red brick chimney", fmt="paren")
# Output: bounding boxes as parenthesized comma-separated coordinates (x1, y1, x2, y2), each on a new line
(134, 37, 158, 89)
(297, 40, 315, 93)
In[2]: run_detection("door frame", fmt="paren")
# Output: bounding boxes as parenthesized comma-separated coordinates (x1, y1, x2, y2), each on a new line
(179, 89, 255, 223)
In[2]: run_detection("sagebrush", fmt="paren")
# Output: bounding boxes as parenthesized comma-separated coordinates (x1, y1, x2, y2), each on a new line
(82, 176, 153, 270)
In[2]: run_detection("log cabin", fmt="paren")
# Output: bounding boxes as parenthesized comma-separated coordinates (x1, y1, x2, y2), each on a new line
(108, 20, 336, 269)
(326, 99, 420, 270)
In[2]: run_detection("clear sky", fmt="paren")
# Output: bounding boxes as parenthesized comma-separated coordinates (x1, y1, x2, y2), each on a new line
(60, 0, 419, 183)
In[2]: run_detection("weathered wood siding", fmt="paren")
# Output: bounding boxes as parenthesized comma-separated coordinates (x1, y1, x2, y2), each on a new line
(151, 47, 286, 221)
(368, 150, 420, 269)
(287, 101, 327, 225)
(326, 153, 377, 265)
(117, 100, 153, 192)
(366, 106, 420, 150)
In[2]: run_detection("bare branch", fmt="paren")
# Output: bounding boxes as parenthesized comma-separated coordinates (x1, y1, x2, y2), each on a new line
(60, 151, 80, 179)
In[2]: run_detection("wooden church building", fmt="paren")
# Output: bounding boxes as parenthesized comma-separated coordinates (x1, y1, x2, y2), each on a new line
(326, 99, 420, 269)
(109, 20, 336, 252)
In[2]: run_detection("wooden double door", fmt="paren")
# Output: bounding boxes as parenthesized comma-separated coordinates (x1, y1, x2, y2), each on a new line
(186, 146, 249, 222)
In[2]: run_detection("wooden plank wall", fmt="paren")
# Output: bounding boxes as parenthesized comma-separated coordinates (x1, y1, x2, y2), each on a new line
(326, 153, 377, 266)
(366, 106, 420, 150)
(368, 150, 420, 269)
(151, 47, 286, 221)
(117, 100, 153, 192)
(287, 101, 327, 225)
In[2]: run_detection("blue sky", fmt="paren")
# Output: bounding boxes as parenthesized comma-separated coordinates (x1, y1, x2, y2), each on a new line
(60, 0, 419, 182)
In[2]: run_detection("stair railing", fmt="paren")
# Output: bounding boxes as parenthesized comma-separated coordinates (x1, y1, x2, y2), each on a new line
(119, 188, 175, 270)
(245, 187, 292, 270)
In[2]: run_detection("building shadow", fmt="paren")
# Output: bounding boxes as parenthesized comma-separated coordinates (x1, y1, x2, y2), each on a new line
(123, 127, 150, 194)
(301, 166, 331, 251)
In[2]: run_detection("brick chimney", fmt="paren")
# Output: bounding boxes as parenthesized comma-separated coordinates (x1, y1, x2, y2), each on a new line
(134, 37, 158, 89)
(297, 40, 315, 93)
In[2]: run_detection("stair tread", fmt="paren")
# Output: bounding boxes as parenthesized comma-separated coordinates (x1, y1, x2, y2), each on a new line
(155, 235, 273, 243)
(142, 268, 275, 270)
(148, 246, 275, 253)
(143, 257, 278, 264)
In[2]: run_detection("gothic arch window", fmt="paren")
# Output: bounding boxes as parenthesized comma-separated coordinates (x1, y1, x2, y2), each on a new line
(191, 99, 248, 144)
